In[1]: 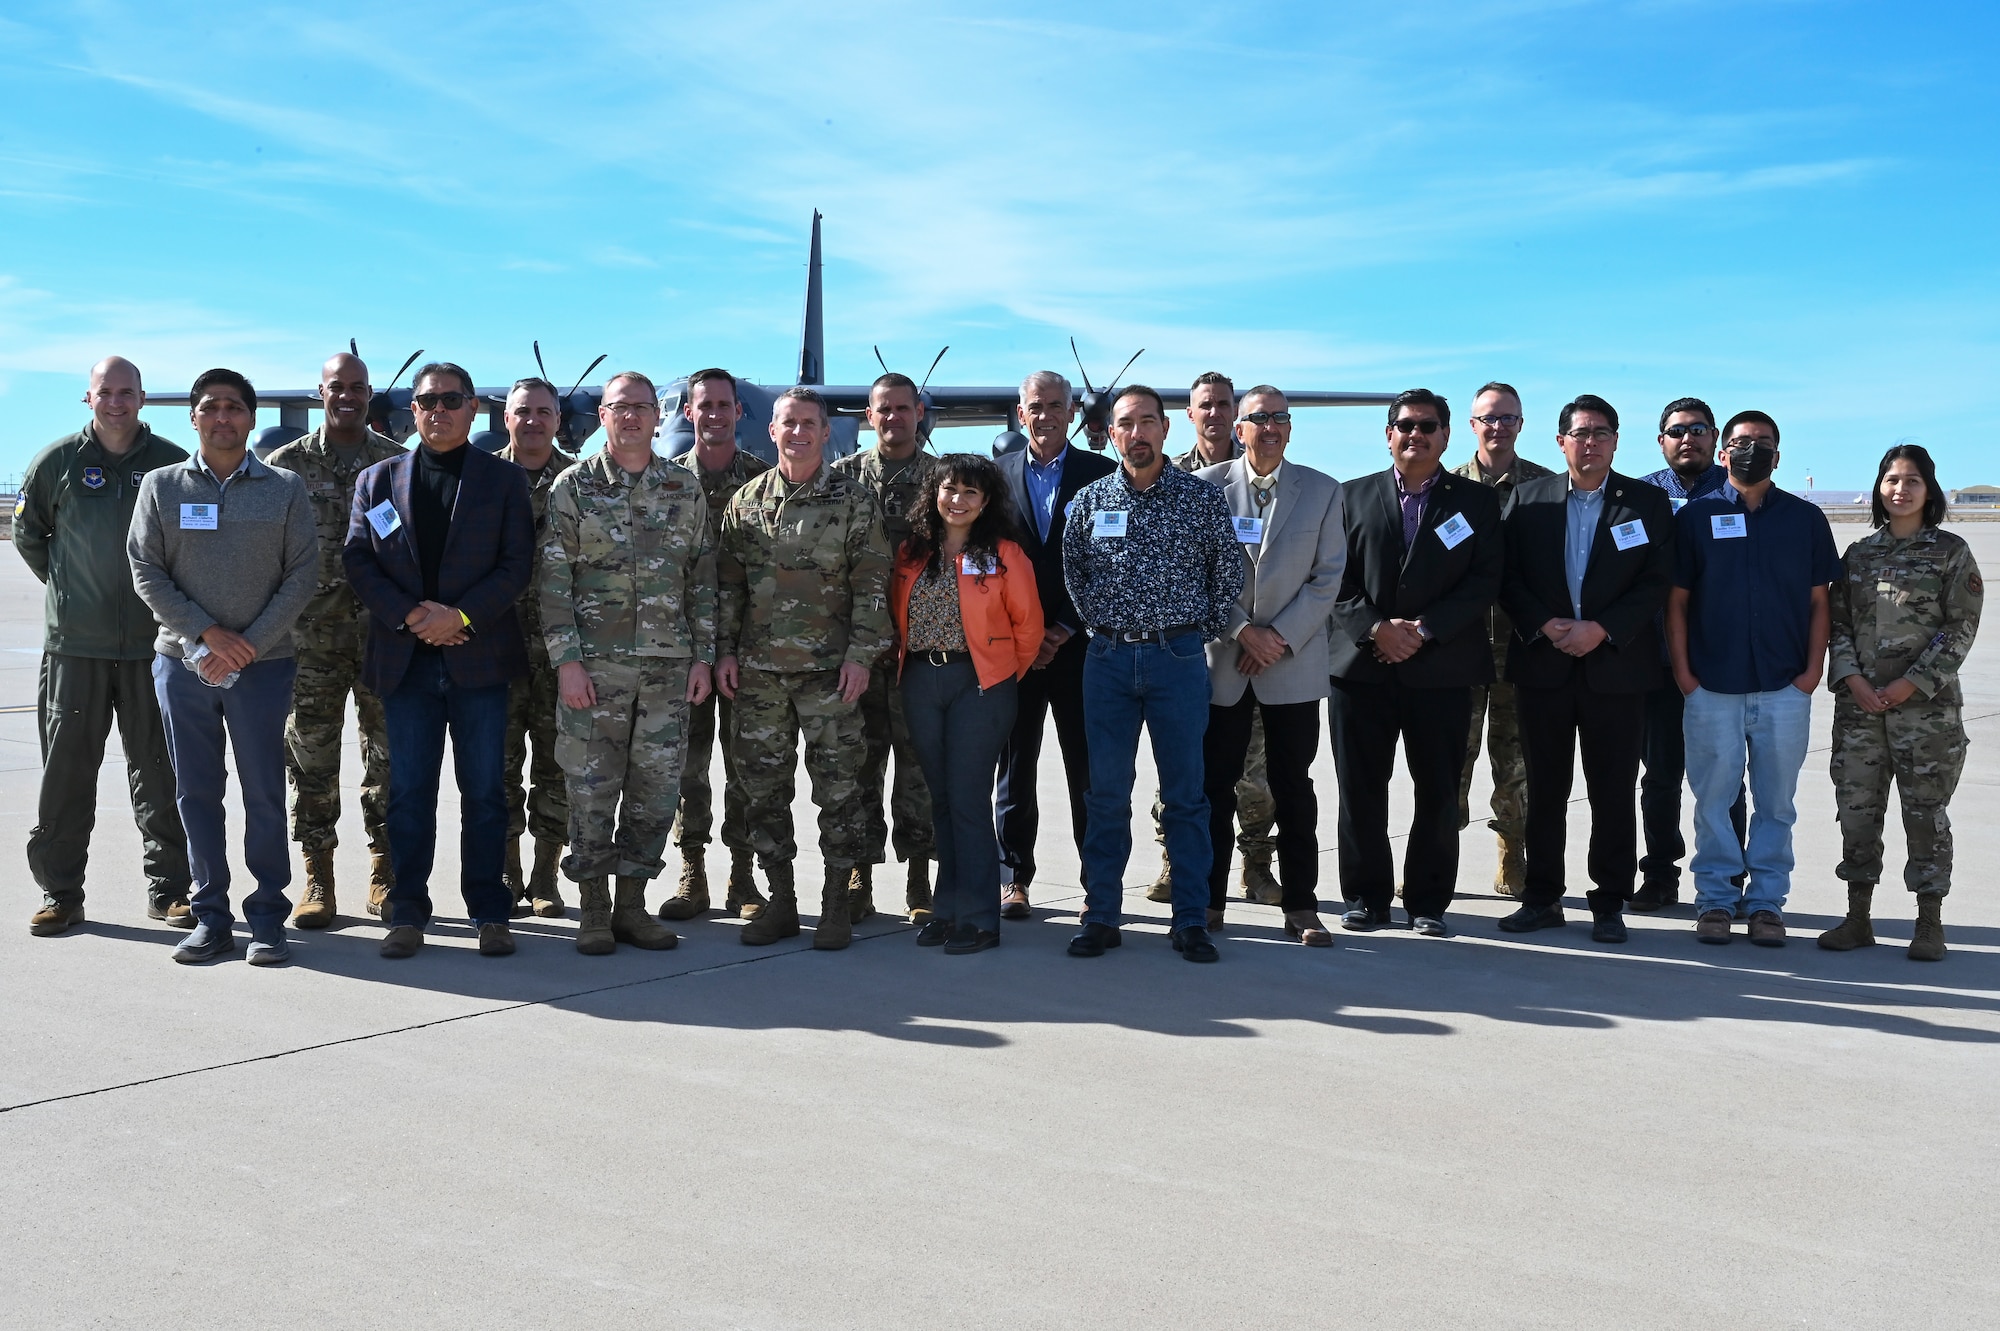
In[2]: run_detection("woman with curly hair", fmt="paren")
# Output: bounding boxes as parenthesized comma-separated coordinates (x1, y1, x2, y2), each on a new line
(889, 454, 1044, 953)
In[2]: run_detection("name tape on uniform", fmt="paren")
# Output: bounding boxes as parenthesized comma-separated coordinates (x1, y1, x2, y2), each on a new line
(1232, 516, 1265, 544)
(1610, 519, 1649, 551)
(1435, 512, 1473, 550)
(179, 503, 218, 531)
(366, 500, 403, 538)
(1092, 510, 1128, 539)
(1710, 513, 1747, 540)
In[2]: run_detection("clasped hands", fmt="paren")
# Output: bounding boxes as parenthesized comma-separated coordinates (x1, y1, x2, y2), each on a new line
(1235, 624, 1288, 676)
(1844, 674, 1917, 714)
(1539, 618, 1609, 658)
(195, 625, 256, 684)
(404, 601, 469, 648)
(1370, 618, 1426, 664)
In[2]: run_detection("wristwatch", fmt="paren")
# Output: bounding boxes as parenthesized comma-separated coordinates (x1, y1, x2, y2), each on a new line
(1415, 621, 1434, 643)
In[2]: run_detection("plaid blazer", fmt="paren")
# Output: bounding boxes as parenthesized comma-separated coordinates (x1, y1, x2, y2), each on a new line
(341, 443, 535, 696)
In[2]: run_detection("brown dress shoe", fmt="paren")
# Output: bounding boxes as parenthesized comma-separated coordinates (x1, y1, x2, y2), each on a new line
(380, 925, 424, 959)
(1000, 884, 1030, 920)
(1696, 909, 1733, 944)
(478, 922, 517, 956)
(1746, 910, 1786, 947)
(1283, 909, 1335, 948)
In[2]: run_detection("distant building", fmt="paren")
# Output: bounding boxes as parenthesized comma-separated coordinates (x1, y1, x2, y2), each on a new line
(1951, 485, 2000, 504)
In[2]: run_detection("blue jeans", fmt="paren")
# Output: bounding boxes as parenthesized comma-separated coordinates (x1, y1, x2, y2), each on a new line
(1080, 633, 1212, 932)
(901, 658, 1017, 934)
(382, 653, 513, 928)
(152, 654, 296, 935)
(1682, 685, 1813, 918)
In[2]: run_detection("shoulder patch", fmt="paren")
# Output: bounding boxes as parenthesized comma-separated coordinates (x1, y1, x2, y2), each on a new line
(1969, 574, 1983, 597)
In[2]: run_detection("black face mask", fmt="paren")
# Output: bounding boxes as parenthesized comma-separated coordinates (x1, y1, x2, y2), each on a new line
(1727, 443, 1776, 485)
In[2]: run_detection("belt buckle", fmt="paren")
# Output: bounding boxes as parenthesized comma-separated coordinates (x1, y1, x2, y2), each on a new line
(925, 649, 952, 667)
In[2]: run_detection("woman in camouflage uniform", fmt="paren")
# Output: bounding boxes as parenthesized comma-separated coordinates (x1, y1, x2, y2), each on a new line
(1821, 445, 1981, 961)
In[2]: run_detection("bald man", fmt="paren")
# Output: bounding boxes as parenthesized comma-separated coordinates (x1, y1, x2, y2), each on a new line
(16, 357, 193, 935)
(266, 354, 406, 925)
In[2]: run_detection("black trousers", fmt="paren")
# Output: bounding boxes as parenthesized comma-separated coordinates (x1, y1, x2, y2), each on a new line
(1518, 681, 1645, 914)
(1328, 676, 1471, 919)
(995, 634, 1090, 890)
(28, 652, 190, 903)
(1205, 694, 1321, 911)
(1639, 680, 1747, 886)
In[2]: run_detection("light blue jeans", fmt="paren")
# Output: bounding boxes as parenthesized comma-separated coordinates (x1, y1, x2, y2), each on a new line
(1681, 685, 1813, 918)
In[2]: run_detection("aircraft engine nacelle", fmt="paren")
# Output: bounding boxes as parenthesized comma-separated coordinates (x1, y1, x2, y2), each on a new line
(368, 388, 416, 443)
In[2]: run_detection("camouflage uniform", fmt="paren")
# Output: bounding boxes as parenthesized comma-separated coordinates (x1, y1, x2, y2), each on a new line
(719, 464, 893, 870)
(500, 443, 576, 848)
(667, 447, 769, 855)
(830, 446, 937, 865)
(1827, 525, 1982, 896)
(1153, 441, 1274, 860)
(540, 451, 715, 881)
(1452, 452, 1554, 838)
(264, 426, 404, 856)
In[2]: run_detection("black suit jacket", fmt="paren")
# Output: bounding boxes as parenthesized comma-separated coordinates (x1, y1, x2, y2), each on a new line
(1329, 467, 1503, 688)
(1497, 469, 1675, 693)
(342, 443, 535, 697)
(998, 443, 1116, 634)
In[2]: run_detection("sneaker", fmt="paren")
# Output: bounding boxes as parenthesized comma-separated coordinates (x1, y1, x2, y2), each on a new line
(1747, 910, 1786, 947)
(477, 923, 517, 957)
(246, 932, 291, 966)
(380, 925, 424, 959)
(1590, 914, 1629, 944)
(172, 920, 237, 964)
(1696, 910, 1732, 944)
(1497, 903, 1566, 933)
(1626, 880, 1677, 913)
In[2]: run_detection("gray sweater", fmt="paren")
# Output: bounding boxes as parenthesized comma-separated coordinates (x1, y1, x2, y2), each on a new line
(128, 450, 319, 661)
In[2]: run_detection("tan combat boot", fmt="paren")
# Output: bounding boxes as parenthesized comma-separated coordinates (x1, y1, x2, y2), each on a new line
(575, 876, 616, 955)
(293, 850, 337, 929)
(529, 839, 565, 918)
(724, 849, 766, 919)
(658, 853, 710, 921)
(504, 838, 531, 918)
(816, 866, 853, 951)
(846, 863, 877, 923)
(906, 858, 933, 924)
(1818, 884, 1876, 951)
(1146, 854, 1174, 903)
(1240, 852, 1283, 906)
(612, 876, 679, 950)
(367, 852, 394, 918)
(1909, 892, 1946, 962)
(1494, 835, 1526, 899)
(740, 862, 800, 945)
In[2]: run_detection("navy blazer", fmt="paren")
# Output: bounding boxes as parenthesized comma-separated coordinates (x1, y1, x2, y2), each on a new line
(1498, 469, 1675, 694)
(997, 443, 1116, 634)
(342, 443, 535, 696)
(1327, 467, 1504, 689)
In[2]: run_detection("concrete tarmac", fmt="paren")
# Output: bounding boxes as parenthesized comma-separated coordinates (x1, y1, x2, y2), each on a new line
(3, 527, 1997, 1330)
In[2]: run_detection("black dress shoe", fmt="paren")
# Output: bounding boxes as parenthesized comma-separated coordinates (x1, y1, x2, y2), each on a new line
(1341, 904, 1392, 932)
(1068, 922, 1122, 957)
(944, 925, 1000, 955)
(915, 919, 953, 947)
(1498, 903, 1566, 933)
(1591, 913, 1629, 944)
(1171, 925, 1219, 962)
(1627, 880, 1678, 912)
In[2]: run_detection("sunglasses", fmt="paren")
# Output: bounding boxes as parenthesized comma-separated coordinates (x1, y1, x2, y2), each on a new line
(414, 392, 473, 411)
(1391, 418, 1441, 435)
(1242, 411, 1292, 426)
(1663, 423, 1714, 439)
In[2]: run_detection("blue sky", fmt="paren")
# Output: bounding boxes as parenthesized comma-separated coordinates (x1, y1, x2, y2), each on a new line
(2, 1, 1995, 489)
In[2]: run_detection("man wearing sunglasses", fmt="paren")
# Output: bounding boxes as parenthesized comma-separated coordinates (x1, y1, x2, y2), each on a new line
(1327, 390, 1502, 937)
(344, 363, 536, 960)
(1633, 397, 1746, 912)
(1450, 381, 1552, 901)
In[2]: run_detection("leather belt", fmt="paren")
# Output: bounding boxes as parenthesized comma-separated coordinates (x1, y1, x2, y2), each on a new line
(914, 649, 971, 666)
(1093, 625, 1198, 644)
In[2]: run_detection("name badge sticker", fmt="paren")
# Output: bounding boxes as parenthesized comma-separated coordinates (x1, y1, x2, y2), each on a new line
(961, 554, 996, 576)
(1610, 519, 1649, 551)
(1232, 516, 1265, 544)
(1669, 497, 1687, 512)
(1710, 513, 1746, 540)
(366, 500, 403, 539)
(179, 503, 218, 531)
(1092, 510, 1128, 539)
(1435, 511, 1473, 550)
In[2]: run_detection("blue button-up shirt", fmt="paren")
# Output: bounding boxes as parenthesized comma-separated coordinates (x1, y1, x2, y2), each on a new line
(1023, 446, 1066, 542)
(1565, 481, 1605, 617)
(1675, 486, 1841, 693)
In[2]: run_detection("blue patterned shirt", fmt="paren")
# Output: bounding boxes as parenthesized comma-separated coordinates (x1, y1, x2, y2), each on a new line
(1641, 463, 1733, 513)
(1061, 462, 1245, 641)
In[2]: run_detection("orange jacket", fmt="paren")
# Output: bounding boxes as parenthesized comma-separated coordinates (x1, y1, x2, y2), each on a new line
(891, 539, 1045, 690)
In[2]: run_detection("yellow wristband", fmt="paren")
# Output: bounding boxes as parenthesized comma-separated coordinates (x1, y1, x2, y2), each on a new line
(458, 609, 471, 628)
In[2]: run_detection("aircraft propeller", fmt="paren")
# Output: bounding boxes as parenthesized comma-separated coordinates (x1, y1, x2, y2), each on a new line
(366, 347, 426, 442)
(871, 344, 949, 446)
(1069, 338, 1145, 451)
(535, 341, 608, 450)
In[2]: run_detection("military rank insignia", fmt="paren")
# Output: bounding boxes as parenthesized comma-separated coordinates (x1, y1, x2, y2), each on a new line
(81, 467, 106, 489)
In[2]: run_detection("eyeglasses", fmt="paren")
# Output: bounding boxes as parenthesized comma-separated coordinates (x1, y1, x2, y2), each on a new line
(1663, 423, 1714, 439)
(1242, 411, 1292, 426)
(1471, 414, 1522, 428)
(1564, 427, 1616, 442)
(603, 402, 660, 417)
(414, 392, 473, 411)
(1390, 418, 1441, 436)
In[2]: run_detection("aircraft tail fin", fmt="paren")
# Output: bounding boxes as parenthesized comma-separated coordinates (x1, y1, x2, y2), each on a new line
(797, 210, 824, 385)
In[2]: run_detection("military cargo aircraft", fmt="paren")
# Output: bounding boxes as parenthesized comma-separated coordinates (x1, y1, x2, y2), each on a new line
(147, 212, 1396, 462)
